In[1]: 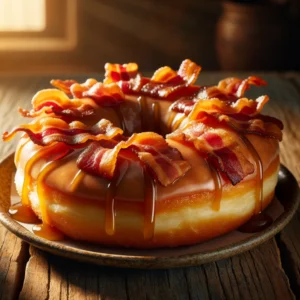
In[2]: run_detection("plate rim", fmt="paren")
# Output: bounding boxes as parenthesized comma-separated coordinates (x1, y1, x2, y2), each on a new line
(0, 152, 299, 269)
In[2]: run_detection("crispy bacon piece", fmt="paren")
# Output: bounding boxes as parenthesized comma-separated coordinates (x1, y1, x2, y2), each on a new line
(82, 82, 124, 106)
(3, 118, 123, 146)
(19, 89, 98, 120)
(197, 76, 266, 101)
(167, 119, 255, 185)
(105, 59, 201, 101)
(51, 79, 98, 98)
(151, 59, 201, 85)
(51, 79, 125, 106)
(77, 132, 191, 186)
(104, 63, 139, 85)
(172, 95, 269, 117)
(217, 114, 283, 141)
(188, 96, 269, 119)
(217, 76, 266, 98)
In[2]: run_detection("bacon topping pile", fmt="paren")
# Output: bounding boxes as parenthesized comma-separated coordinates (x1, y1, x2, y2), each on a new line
(3, 116, 190, 186)
(3, 59, 283, 187)
(170, 75, 283, 142)
(105, 59, 201, 101)
(77, 132, 191, 186)
(167, 117, 254, 185)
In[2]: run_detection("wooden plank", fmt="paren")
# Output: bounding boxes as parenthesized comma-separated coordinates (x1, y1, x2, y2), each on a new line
(0, 226, 29, 300)
(272, 77, 300, 299)
(17, 239, 294, 300)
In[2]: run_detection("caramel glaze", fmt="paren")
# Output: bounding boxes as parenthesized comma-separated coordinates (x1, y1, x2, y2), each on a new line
(105, 161, 129, 235)
(240, 135, 264, 214)
(152, 102, 160, 133)
(9, 203, 40, 224)
(69, 170, 85, 192)
(143, 166, 157, 240)
(209, 164, 223, 211)
(172, 115, 186, 131)
(238, 135, 273, 233)
(21, 145, 59, 206)
(33, 223, 64, 241)
(137, 96, 147, 131)
(238, 213, 273, 233)
(115, 105, 126, 133)
(35, 160, 65, 240)
(10, 144, 65, 225)
(167, 110, 176, 132)
(15, 137, 30, 164)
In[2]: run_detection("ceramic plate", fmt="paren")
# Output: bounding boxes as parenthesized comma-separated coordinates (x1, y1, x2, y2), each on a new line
(0, 153, 299, 269)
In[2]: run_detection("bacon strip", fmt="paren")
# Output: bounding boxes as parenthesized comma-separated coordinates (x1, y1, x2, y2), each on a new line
(197, 76, 266, 101)
(51, 79, 98, 98)
(217, 114, 283, 141)
(19, 89, 98, 120)
(105, 59, 201, 101)
(104, 63, 139, 84)
(3, 118, 123, 146)
(188, 96, 269, 119)
(77, 132, 191, 186)
(51, 79, 125, 106)
(82, 82, 124, 106)
(167, 119, 255, 185)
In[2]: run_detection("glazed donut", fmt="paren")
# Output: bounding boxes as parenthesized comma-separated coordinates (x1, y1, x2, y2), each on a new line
(3, 60, 283, 248)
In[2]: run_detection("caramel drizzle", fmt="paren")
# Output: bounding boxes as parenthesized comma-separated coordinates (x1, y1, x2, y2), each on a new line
(36, 160, 62, 224)
(69, 170, 85, 192)
(22, 144, 60, 206)
(167, 110, 176, 132)
(105, 161, 129, 235)
(172, 114, 186, 131)
(152, 102, 160, 132)
(137, 96, 147, 131)
(32, 223, 64, 241)
(208, 163, 223, 211)
(143, 167, 157, 240)
(240, 135, 263, 214)
(9, 203, 40, 224)
(115, 105, 126, 133)
(15, 138, 30, 164)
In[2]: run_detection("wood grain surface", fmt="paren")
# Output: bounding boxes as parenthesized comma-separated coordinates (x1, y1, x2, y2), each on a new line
(0, 73, 300, 299)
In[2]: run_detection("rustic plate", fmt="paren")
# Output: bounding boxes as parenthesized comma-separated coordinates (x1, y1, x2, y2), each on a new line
(0, 153, 299, 269)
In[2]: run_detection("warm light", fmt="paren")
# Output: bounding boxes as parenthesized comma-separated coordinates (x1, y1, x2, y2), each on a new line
(0, 0, 46, 31)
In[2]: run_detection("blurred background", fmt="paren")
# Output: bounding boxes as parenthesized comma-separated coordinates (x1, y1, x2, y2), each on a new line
(0, 0, 300, 73)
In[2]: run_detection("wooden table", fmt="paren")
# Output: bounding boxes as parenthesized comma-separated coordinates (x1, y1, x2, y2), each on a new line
(0, 73, 300, 300)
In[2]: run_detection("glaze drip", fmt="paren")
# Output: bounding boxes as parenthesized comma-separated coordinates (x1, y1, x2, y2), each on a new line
(115, 105, 126, 133)
(21, 144, 60, 206)
(69, 170, 85, 192)
(15, 138, 30, 164)
(33, 223, 64, 241)
(172, 114, 186, 131)
(9, 203, 40, 224)
(143, 167, 157, 240)
(105, 160, 129, 235)
(167, 110, 176, 132)
(138, 96, 147, 131)
(241, 135, 263, 214)
(209, 163, 223, 211)
(37, 160, 62, 224)
(152, 102, 160, 132)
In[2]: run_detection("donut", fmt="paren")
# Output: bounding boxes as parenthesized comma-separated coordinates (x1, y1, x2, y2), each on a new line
(3, 60, 283, 248)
